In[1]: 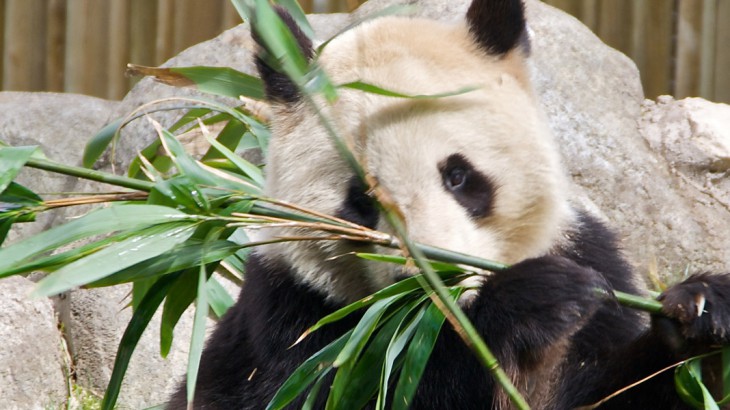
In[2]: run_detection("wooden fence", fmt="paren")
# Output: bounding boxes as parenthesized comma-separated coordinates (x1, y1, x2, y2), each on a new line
(0, 0, 728, 102)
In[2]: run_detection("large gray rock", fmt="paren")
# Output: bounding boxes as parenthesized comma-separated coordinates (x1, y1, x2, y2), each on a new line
(0, 92, 120, 244)
(0, 276, 67, 410)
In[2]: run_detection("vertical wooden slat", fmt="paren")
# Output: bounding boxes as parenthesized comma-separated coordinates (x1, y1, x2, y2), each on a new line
(597, 0, 633, 54)
(299, 0, 314, 14)
(156, 0, 174, 65)
(46, 0, 66, 93)
(130, 0, 158, 68)
(630, 0, 649, 82)
(108, 0, 130, 99)
(635, 0, 675, 99)
(675, 0, 703, 98)
(65, 0, 110, 97)
(221, 1, 242, 31)
(699, 0, 717, 100)
(0, 0, 6, 89)
(714, 0, 730, 103)
(172, 0, 223, 57)
(579, 0, 599, 32)
(3, 0, 47, 91)
(545, 0, 582, 18)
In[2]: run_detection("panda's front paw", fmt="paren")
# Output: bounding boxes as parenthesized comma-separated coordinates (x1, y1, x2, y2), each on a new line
(658, 273, 730, 344)
(484, 255, 610, 333)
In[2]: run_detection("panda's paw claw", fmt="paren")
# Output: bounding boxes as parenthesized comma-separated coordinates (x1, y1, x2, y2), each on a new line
(658, 273, 730, 343)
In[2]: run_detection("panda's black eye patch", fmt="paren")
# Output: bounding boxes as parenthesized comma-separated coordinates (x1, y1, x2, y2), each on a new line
(438, 154, 495, 219)
(335, 176, 379, 230)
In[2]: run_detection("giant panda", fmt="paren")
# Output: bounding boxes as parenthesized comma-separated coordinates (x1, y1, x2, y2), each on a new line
(168, 0, 730, 408)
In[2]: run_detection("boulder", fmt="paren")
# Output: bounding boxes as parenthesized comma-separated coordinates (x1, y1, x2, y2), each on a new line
(0, 276, 67, 410)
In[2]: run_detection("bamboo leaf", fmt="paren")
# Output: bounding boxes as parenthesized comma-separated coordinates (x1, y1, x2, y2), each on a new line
(160, 269, 199, 358)
(301, 271, 467, 339)
(266, 330, 353, 410)
(206, 276, 235, 318)
(83, 118, 123, 168)
(274, 0, 314, 40)
(101, 274, 178, 410)
(329, 296, 427, 410)
(333, 294, 402, 368)
(203, 130, 265, 187)
(376, 302, 428, 409)
(392, 289, 461, 410)
(339, 81, 478, 100)
(32, 222, 197, 297)
(126, 65, 265, 100)
(0, 204, 192, 275)
(0, 145, 37, 193)
(186, 263, 210, 406)
(88, 239, 242, 287)
(676, 359, 707, 409)
(356, 252, 466, 273)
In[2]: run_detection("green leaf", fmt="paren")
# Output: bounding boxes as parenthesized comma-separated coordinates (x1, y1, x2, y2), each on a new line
(356, 252, 466, 273)
(723, 347, 730, 401)
(274, 0, 314, 40)
(206, 276, 235, 318)
(170, 66, 265, 100)
(127, 65, 265, 101)
(0, 146, 37, 193)
(302, 271, 467, 338)
(340, 81, 478, 100)
(333, 294, 403, 367)
(0, 204, 192, 276)
(676, 359, 708, 409)
(102, 274, 178, 410)
(160, 269, 199, 358)
(266, 330, 354, 410)
(376, 302, 427, 409)
(87, 239, 240, 287)
(392, 289, 461, 410)
(169, 107, 214, 133)
(187, 263, 210, 405)
(203, 129, 265, 188)
(32, 221, 197, 297)
(83, 118, 123, 168)
(328, 296, 427, 410)
(149, 175, 211, 212)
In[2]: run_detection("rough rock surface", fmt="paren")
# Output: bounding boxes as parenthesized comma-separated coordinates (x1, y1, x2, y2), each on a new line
(0, 276, 67, 410)
(0, 92, 119, 244)
(2, 0, 730, 408)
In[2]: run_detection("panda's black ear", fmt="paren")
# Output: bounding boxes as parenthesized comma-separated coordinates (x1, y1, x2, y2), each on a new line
(466, 0, 529, 56)
(252, 6, 314, 103)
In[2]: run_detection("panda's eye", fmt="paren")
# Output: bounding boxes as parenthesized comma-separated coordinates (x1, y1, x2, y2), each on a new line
(445, 167, 468, 190)
(438, 154, 495, 219)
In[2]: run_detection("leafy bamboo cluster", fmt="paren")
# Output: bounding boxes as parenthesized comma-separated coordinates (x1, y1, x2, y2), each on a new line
(0, 1, 727, 409)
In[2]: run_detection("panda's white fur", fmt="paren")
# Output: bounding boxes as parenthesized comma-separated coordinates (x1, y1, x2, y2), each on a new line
(168, 1, 730, 409)
(259, 16, 573, 303)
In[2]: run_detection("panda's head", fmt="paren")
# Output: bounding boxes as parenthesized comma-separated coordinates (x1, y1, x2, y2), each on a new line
(253, 0, 573, 304)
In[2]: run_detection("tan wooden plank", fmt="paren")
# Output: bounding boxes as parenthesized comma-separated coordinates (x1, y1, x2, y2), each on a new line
(65, 0, 110, 97)
(597, 0, 633, 54)
(130, 0, 158, 68)
(714, 0, 730, 102)
(156, 0, 174, 64)
(172, 0, 223, 56)
(0, 0, 5, 89)
(45, 0, 66, 93)
(699, 0, 717, 100)
(675, 0, 703, 98)
(3, 0, 47, 91)
(108, 0, 130, 99)
(634, 0, 674, 99)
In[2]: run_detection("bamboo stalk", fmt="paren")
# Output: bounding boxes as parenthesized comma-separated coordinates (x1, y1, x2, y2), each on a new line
(25, 157, 155, 192)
